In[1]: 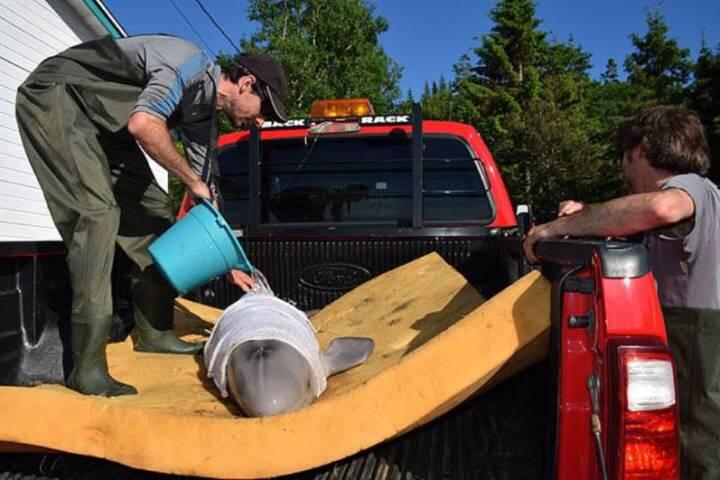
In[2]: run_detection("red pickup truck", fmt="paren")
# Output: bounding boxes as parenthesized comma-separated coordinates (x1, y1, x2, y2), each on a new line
(0, 100, 679, 479)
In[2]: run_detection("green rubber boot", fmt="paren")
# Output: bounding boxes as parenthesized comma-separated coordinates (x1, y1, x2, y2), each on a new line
(67, 314, 138, 397)
(132, 266, 202, 354)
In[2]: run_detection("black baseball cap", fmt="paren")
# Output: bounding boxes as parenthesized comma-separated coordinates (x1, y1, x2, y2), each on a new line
(236, 53, 288, 123)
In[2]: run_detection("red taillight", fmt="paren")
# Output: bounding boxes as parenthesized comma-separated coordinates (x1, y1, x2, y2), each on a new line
(610, 342, 680, 479)
(622, 408, 678, 478)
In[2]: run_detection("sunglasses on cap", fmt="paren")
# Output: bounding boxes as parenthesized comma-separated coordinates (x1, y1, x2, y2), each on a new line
(250, 81, 275, 119)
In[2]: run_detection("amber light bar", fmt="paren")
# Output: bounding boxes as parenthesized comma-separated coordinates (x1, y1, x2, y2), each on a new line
(309, 98, 375, 118)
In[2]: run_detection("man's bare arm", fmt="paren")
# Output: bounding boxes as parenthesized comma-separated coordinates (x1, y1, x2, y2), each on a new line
(127, 112, 211, 200)
(523, 189, 694, 263)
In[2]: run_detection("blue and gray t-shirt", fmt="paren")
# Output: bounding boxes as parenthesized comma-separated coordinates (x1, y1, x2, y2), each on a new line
(116, 35, 220, 191)
(648, 173, 720, 309)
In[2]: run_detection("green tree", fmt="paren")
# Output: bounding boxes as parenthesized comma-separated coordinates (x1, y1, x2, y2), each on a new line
(406, 88, 414, 103)
(578, 11, 696, 204)
(624, 10, 692, 103)
(475, 0, 546, 91)
(540, 39, 593, 107)
(465, 0, 546, 134)
(496, 99, 607, 221)
(234, 0, 402, 118)
(690, 42, 720, 181)
(457, 0, 594, 132)
(413, 1, 714, 221)
(601, 58, 619, 83)
(446, 0, 606, 219)
(582, 78, 654, 201)
(420, 74, 457, 120)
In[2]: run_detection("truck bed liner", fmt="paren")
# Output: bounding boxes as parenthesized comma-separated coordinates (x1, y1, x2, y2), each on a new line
(0, 361, 548, 480)
(0, 254, 550, 479)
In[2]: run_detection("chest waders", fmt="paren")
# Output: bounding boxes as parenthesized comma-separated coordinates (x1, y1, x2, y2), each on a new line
(15, 37, 202, 397)
(664, 306, 720, 479)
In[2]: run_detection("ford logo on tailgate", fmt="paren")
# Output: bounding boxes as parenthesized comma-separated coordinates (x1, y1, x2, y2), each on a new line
(299, 263, 372, 291)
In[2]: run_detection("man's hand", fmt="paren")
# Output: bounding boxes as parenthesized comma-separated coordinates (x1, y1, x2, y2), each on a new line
(189, 179, 212, 202)
(227, 269, 255, 292)
(523, 222, 561, 264)
(522, 199, 585, 264)
(558, 200, 586, 217)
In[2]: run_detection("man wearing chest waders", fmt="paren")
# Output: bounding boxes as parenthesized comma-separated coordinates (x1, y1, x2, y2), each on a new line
(15, 35, 288, 397)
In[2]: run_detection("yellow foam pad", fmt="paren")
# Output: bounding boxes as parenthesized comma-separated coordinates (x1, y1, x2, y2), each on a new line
(0, 253, 550, 478)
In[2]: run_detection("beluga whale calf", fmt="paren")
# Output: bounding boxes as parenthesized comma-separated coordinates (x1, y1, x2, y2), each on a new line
(204, 280, 374, 417)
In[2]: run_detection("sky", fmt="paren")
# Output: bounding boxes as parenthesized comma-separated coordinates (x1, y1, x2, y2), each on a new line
(103, 0, 720, 98)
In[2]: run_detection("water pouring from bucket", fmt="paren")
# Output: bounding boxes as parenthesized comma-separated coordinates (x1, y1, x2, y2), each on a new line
(149, 200, 255, 294)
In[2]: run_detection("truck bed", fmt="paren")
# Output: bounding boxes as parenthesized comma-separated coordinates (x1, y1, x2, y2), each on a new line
(0, 361, 549, 480)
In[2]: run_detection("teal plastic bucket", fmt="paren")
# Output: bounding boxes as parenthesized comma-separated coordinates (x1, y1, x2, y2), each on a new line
(149, 200, 254, 294)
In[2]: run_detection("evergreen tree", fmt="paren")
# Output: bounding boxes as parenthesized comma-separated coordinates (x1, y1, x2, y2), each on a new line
(601, 58, 619, 83)
(452, 0, 544, 144)
(438, 75, 448, 92)
(422, 81, 431, 100)
(475, 0, 546, 90)
(624, 10, 692, 102)
(582, 78, 654, 201)
(690, 43, 720, 181)
(497, 98, 606, 220)
(447, 0, 603, 218)
(446, 53, 484, 125)
(540, 38, 593, 107)
(413, 1, 714, 219)
(421, 81, 455, 121)
(541, 36, 592, 77)
(453, 53, 474, 81)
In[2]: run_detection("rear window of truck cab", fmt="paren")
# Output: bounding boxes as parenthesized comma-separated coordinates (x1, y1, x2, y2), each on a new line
(217, 133, 495, 227)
